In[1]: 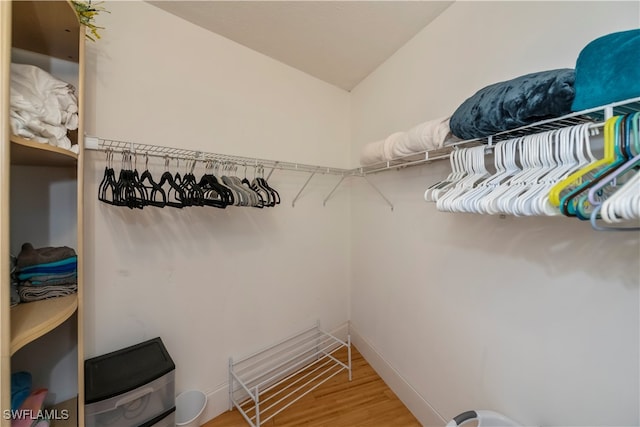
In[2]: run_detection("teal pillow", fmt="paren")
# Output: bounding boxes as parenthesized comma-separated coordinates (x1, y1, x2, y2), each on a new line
(572, 28, 640, 111)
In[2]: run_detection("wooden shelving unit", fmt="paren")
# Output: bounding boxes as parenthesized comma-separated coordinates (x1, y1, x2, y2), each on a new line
(10, 0, 80, 62)
(10, 295, 78, 355)
(1, 1, 85, 426)
(50, 397, 78, 427)
(10, 135, 78, 167)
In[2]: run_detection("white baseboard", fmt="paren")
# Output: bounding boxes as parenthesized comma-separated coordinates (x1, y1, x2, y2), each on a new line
(200, 384, 230, 426)
(199, 321, 351, 425)
(348, 323, 447, 427)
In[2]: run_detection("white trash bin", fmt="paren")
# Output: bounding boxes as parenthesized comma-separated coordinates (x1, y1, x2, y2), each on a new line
(446, 410, 528, 427)
(175, 390, 207, 427)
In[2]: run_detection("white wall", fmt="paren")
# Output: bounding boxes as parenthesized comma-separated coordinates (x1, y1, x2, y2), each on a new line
(86, 1, 350, 168)
(83, 1, 351, 422)
(350, 2, 640, 426)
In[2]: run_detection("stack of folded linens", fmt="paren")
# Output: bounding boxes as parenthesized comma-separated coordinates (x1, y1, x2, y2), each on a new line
(15, 243, 77, 303)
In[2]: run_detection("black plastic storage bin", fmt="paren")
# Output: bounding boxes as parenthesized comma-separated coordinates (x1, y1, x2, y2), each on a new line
(85, 337, 176, 427)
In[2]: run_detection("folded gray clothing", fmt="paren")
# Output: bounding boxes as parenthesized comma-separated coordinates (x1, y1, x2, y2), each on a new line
(18, 283, 77, 303)
(17, 242, 76, 268)
(24, 276, 77, 287)
(20, 271, 77, 283)
(10, 281, 20, 307)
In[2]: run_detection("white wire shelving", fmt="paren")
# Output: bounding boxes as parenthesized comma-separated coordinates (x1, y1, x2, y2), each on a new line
(86, 97, 640, 211)
(353, 96, 640, 175)
(228, 322, 351, 427)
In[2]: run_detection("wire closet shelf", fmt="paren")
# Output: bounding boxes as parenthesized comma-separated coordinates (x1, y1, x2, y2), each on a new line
(355, 97, 640, 175)
(91, 97, 640, 178)
(88, 97, 640, 210)
(228, 322, 351, 427)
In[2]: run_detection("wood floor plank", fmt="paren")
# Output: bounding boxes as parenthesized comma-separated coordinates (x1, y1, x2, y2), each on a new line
(204, 346, 420, 427)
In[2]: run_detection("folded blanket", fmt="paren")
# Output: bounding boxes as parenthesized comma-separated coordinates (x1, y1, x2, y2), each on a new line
(10, 64, 78, 126)
(360, 139, 387, 166)
(450, 69, 576, 140)
(18, 283, 77, 302)
(18, 265, 77, 281)
(392, 116, 453, 157)
(25, 276, 77, 287)
(18, 256, 77, 272)
(384, 132, 408, 159)
(10, 63, 79, 152)
(10, 110, 69, 146)
(572, 29, 640, 111)
(16, 243, 76, 268)
(21, 271, 77, 284)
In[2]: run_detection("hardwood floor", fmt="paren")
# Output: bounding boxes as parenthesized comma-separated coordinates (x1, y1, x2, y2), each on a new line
(204, 346, 420, 427)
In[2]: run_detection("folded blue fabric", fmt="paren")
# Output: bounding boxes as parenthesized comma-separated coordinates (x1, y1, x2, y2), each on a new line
(450, 69, 575, 140)
(572, 29, 640, 111)
(11, 371, 32, 411)
(17, 256, 77, 272)
(18, 264, 77, 280)
(22, 272, 77, 285)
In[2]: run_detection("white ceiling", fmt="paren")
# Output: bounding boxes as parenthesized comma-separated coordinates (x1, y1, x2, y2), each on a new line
(148, 1, 453, 91)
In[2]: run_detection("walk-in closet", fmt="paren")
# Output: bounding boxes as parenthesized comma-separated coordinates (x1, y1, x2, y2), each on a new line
(1, 1, 638, 427)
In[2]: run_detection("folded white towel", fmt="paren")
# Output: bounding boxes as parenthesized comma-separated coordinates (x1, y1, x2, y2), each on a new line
(360, 139, 387, 166)
(392, 116, 453, 158)
(359, 117, 456, 166)
(10, 110, 71, 149)
(9, 117, 49, 143)
(9, 63, 79, 153)
(385, 131, 410, 160)
(10, 65, 76, 127)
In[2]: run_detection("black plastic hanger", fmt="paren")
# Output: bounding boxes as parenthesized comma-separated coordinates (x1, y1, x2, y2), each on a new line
(178, 159, 205, 207)
(139, 153, 166, 208)
(98, 150, 119, 205)
(158, 157, 186, 208)
(251, 165, 280, 207)
(198, 160, 230, 208)
(241, 165, 264, 208)
(113, 151, 145, 209)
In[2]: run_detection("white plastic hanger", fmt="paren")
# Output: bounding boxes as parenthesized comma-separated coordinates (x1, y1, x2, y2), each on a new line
(424, 148, 466, 202)
(601, 173, 640, 223)
(462, 139, 518, 214)
(436, 146, 489, 212)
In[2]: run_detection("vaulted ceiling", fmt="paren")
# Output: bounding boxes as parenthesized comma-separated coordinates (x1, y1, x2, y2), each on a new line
(148, 1, 453, 91)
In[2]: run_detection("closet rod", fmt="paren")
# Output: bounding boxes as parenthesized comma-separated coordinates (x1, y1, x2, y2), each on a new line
(86, 136, 354, 177)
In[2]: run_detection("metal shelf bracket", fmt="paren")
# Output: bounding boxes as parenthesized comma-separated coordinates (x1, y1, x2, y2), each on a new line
(323, 175, 394, 211)
(292, 170, 317, 208)
(323, 175, 348, 207)
(363, 176, 394, 211)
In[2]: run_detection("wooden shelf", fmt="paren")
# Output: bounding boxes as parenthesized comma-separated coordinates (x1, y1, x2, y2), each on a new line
(3, 2, 85, 426)
(10, 134, 77, 167)
(11, 1, 80, 63)
(49, 396, 78, 427)
(10, 294, 78, 355)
